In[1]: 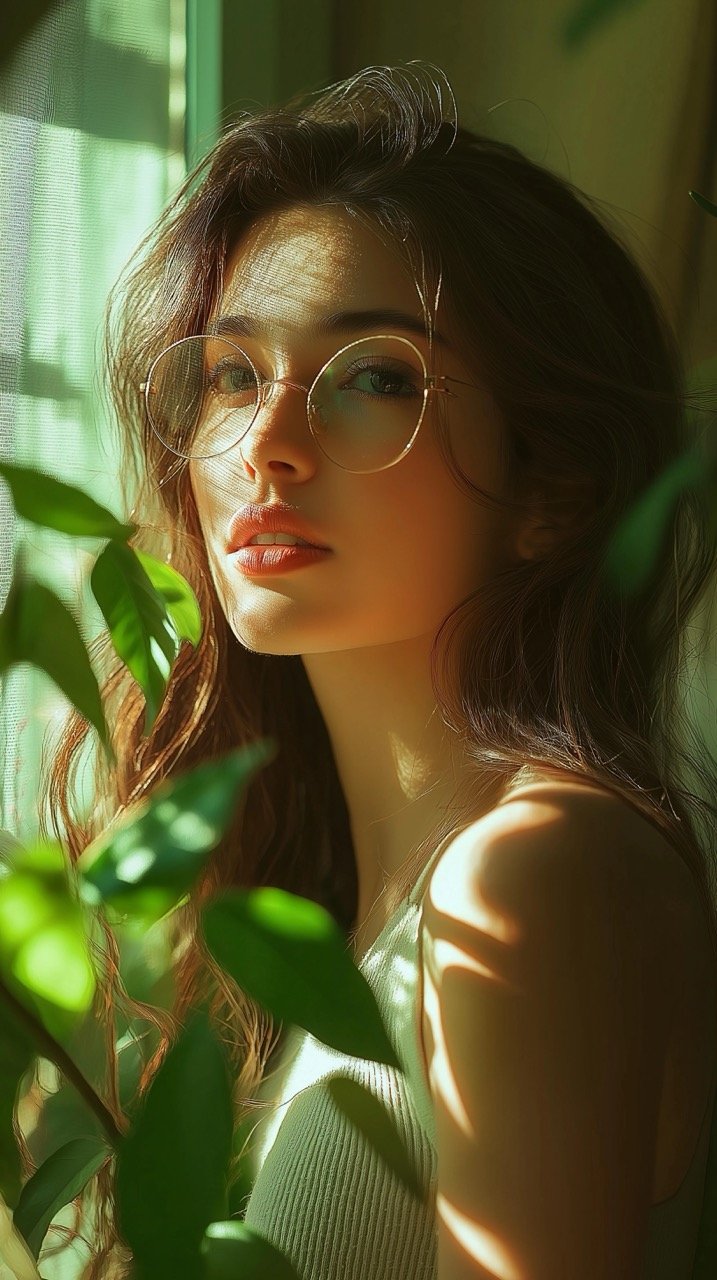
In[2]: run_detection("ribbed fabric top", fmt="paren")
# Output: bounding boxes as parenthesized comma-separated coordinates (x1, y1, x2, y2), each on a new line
(243, 831, 716, 1280)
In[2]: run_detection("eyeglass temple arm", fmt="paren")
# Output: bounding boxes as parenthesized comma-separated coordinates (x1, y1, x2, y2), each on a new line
(428, 374, 483, 396)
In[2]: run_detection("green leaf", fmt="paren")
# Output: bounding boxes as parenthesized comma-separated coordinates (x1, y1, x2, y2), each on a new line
(0, 462, 136, 541)
(201, 1220, 301, 1279)
(222, 1096, 272, 1220)
(0, 568, 114, 766)
(77, 741, 277, 924)
(689, 189, 717, 219)
(91, 542, 180, 734)
(326, 1075, 426, 1203)
(12, 1136, 110, 1259)
(560, 0, 645, 50)
(692, 1085, 717, 1275)
(0, 841, 96, 1029)
(601, 444, 707, 596)
(0, 996, 35, 1208)
(134, 551, 202, 647)
(202, 889, 401, 1069)
(115, 1006, 233, 1280)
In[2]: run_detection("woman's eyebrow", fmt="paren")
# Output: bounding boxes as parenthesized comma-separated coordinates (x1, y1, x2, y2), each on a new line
(211, 308, 451, 348)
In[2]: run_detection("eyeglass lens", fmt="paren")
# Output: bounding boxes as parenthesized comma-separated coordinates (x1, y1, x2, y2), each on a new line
(144, 335, 427, 472)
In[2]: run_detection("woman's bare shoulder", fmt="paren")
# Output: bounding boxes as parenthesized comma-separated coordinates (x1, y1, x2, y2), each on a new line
(494, 770, 702, 910)
(430, 767, 711, 969)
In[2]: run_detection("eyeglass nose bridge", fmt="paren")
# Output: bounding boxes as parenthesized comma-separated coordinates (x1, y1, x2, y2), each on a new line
(260, 375, 311, 397)
(235, 375, 320, 460)
(244, 375, 317, 449)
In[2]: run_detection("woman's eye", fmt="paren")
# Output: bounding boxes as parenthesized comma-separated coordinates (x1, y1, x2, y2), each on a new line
(209, 360, 254, 393)
(346, 362, 418, 397)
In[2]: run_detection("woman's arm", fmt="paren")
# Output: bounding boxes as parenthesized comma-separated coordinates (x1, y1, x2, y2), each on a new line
(420, 789, 679, 1280)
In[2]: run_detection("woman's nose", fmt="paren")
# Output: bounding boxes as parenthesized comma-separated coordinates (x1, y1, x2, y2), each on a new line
(251, 377, 311, 434)
(237, 376, 314, 466)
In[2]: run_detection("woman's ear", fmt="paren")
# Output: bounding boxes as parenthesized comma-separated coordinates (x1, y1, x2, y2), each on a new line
(512, 481, 597, 563)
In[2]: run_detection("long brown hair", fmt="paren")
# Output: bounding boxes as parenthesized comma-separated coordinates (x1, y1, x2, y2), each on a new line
(28, 61, 717, 1276)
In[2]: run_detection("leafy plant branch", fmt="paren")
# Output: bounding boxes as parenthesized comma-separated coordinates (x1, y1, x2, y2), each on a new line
(0, 975, 123, 1150)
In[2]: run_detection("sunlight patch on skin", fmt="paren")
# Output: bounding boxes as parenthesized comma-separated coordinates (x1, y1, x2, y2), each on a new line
(386, 697, 462, 789)
(437, 1192, 525, 1280)
(426, 817, 528, 946)
(423, 935, 516, 1141)
(389, 725, 440, 798)
(421, 945, 472, 1137)
(425, 803, 565, 947)
(421, 806, 561, 1144)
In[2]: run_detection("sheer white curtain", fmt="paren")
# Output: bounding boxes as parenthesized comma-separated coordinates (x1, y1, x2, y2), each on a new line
(0, 0, 186, 846)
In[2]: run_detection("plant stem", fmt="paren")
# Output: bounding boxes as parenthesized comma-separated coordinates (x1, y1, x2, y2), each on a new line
(0, 976, 125, 1148)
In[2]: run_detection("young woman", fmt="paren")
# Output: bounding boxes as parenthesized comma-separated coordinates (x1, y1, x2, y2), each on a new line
(40, 62, 717, 1279)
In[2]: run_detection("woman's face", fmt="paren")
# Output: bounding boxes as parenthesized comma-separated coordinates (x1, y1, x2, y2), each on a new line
(189, 203, 519, 656)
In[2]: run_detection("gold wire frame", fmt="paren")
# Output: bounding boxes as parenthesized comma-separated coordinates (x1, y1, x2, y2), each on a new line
(140, 331, 482, 474)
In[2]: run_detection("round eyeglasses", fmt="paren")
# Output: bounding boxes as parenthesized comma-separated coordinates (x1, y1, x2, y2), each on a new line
(140, 332, 483, 474)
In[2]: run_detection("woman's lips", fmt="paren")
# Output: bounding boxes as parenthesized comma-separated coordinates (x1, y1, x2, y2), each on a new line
(229, 545, 333, 575)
